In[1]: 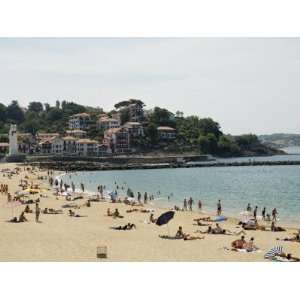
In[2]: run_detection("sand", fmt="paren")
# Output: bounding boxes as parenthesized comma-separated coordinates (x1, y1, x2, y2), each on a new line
(1, 162, 300, 262)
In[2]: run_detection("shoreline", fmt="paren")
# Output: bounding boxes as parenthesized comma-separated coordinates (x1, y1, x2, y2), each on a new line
(1, 162, 300, 261)
(58, 170, 300, 230)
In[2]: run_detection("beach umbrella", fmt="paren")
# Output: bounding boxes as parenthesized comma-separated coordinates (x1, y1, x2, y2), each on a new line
(156, 211, 175, 226)
(264, 246, 283, 259)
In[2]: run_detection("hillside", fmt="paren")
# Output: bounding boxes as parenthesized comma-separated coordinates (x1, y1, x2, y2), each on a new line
(0, 99, 284, 157)
(259, 133, 300, 148)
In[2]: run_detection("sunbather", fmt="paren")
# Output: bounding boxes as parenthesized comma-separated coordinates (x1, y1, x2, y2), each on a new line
(231, 236, 246, 249)
(150, 213, 157, 223)
(271, 221, 286, 232)
(68, 210, 86, 217)
(277, 234, 300, 242)
(111, 223, 136, 230)
(112, 208, 123, 218)
(18, 211, 28, 222)
(24, 205, 33, 213)
(183, 234, 205, 241)
(196, 224, 245, 236)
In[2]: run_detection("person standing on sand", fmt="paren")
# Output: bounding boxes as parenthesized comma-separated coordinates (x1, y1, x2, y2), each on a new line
(71, 182, 75, 193)
(198, 200, 202, 211)
(272, 208, 278, 221)
(144, 192, 148, 204)
(137, 192, 141, 203)
(262, 207, 266, 220)
(35, 202, 40, 223)
(253, 206, 258, 220)
(188, 197, 193, 211)
(80, 183, 84, 193)
(183, 198, 187, 211)
(217, 199, 222, 216)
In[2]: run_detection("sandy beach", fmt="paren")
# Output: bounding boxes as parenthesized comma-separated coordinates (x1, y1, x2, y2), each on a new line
(1, 162, 300, 262)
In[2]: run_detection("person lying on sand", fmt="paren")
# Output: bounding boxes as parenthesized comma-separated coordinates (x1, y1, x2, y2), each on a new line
(277, 234, 300, 242)
(194, 219, 211, 226)
(68, 210, 86, 217)
(9, 217, 18, 223)
(183, 234, 205, 241)
(194, 217, 213, 222)
(173, 226, 204, 240)
(43, 208, 63, 214)
(126, 208, 139, 213)
(277, 253, 300, 262)
(241, 219, 265, 231)
(62, 204, 80, 209)
(196, 224, 246, 236)
(111, 223, 136, 230)
(271, 221, 286, 232)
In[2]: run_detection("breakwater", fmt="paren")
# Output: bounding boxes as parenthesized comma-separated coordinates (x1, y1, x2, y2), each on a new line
(29, 158, 300, 171)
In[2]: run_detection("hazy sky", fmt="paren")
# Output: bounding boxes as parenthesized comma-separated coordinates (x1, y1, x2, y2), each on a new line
(0, 38, 299, 135)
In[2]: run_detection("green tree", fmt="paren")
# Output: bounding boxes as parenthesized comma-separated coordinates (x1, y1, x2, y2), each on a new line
(28, 101, 44, 113)
(6, 100, 25, 123)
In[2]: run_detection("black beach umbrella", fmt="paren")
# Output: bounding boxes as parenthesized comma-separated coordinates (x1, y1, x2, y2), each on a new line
(156, 211, 175, 226)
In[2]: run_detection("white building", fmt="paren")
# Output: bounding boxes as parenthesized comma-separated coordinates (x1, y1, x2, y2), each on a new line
(51, 137, 64, 154)
(76, 139, 99, 156)
(123, 122, 144, 137)
(157, 126, 176, 140)
(68, 113, 90, 130)
(97, 117, 120, 130)
(66, 129, 87, 139)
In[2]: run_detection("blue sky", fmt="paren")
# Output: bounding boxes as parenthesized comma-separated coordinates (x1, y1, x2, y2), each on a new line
(0, 38, 300, 135)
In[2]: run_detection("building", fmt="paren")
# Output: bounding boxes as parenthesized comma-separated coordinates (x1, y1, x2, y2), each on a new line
(51, 137, 64, 154)
(66, 130, 87, 139)
(157, 126, 176, 140)
(76, 139, 99, 156)
(104, 127, 130, 154)
(97, 117, 120, 130)
(68, 113, 90, 130)
(37, 133, 59, 143)
(38, 139, 53, 154)
(62, 136, 77, 154)
(98, 144, 109, 156)
(123, 122, 144, 138)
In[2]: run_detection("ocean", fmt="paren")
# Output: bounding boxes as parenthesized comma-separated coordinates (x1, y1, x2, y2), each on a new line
(61, 147, 300, 226)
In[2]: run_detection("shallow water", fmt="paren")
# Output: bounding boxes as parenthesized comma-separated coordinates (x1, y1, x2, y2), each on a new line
(62, 156, 300, 226)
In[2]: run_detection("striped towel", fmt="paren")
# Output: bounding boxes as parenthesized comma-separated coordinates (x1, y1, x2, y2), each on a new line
(264, 246, 283, 259)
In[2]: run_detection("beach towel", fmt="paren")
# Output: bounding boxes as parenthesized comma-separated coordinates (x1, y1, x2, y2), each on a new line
(264, 246, 283, 259)
(213, 216, 227, 222)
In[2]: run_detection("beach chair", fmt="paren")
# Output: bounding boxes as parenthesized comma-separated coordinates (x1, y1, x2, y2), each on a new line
(97, 246, 108, 259)
(264, 246, 283, 260)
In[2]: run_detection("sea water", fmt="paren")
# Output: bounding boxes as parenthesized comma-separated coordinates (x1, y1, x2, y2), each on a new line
(61, 150, 300, 226)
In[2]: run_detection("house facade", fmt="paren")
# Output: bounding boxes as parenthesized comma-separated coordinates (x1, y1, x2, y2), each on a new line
(97, 117, 120, 130)
(76, 139, 99, 156)
(104, 128, 130, 154)
(157, 126, 176, 140)
(123, 122, 144, 138)
(68, 113, 90, 130)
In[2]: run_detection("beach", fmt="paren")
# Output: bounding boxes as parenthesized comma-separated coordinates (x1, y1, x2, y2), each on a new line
(1, 162, 300, 262)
